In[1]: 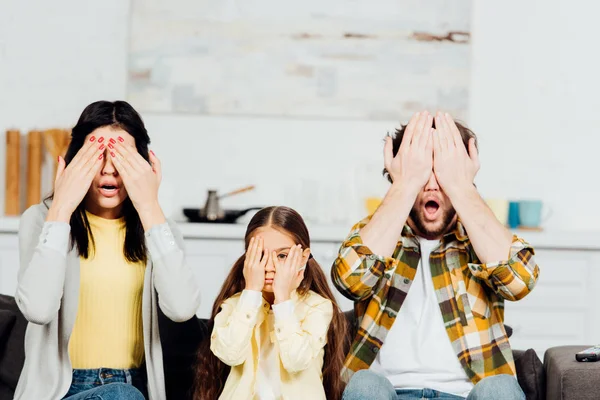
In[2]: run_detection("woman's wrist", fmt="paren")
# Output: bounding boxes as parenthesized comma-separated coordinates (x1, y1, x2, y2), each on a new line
(46, 204, 72, 223)
(138, 202, 166, 231)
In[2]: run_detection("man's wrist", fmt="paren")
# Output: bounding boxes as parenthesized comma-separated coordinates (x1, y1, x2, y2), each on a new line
(386, 181, 420, 205)
(446, 183, 479, 210)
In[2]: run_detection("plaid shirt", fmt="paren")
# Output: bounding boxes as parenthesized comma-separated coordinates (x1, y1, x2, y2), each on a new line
(331, 216, 539, 384)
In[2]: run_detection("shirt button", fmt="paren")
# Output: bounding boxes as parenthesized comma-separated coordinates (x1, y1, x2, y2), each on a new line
(372, 347, 379, 353)
(169, 241, 175, 246)
(470, 265, 477, 271)
(478, 266, 483, 271)
(277, 328, 281, 333)
(246, 313, 251, 319)
(403, 278, 410, 284)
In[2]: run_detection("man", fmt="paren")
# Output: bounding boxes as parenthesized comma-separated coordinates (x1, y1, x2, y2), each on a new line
(332, 111, 539, 400)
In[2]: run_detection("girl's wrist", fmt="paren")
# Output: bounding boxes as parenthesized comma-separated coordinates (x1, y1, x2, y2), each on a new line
(274, 291, 291, 304)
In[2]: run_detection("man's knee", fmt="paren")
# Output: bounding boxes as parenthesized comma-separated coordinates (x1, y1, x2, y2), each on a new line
(342, 370, 396, 400)
(467, 374, 525, 400)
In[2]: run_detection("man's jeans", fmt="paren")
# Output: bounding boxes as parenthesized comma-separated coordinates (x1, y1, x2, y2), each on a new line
(342, 370, 526, 400)
(62, 367, 147, 400)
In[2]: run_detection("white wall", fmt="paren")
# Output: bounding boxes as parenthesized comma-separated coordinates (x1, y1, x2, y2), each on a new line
(2, 0, 600, 230)
(0, 0, 129, 214)
(469, 0, 600, 230)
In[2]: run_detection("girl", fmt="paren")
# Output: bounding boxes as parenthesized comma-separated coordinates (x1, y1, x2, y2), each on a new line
(14, 101, 201, 400)
(193, 206, 347, 400)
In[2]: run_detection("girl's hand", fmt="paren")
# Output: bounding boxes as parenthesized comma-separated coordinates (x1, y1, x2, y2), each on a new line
(243, 237, 269, 292)
(272, 244, 309, 304)
(47, 136, 106, 222)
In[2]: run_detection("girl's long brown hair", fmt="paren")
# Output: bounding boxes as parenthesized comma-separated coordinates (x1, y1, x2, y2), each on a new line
(192, 206, 347, 400)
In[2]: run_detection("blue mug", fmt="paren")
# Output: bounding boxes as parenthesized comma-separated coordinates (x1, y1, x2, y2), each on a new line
(518, 200, 550, 228)
(508, 201, 520, 229)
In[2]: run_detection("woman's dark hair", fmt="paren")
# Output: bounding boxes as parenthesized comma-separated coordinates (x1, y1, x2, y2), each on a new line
(193, 206, 347, 400)
(44, 100, 150, 263)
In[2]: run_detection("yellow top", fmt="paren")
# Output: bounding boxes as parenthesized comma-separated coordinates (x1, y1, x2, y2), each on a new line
(68, 211, 146, 369)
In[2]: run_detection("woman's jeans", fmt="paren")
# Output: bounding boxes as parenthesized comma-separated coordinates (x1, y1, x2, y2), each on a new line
(62, 367, 148, 400)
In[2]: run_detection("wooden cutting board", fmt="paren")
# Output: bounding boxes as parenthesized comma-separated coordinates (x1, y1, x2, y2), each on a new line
(5, 130, 21, 215)
(26, 130, 43, 208)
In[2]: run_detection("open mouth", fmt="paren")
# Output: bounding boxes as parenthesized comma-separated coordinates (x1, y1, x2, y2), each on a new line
(424, 200, 440, 219)
(99, 185, 120, 197)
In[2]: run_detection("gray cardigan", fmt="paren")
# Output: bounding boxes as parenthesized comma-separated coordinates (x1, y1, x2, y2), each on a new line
(13, 203, 202, 400)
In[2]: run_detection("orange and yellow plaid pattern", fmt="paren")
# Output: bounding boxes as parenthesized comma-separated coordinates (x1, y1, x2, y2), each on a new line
(331, 216, 539, 384)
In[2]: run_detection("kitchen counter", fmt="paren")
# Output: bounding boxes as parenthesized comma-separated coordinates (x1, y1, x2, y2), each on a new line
(1, 216, 600, 250)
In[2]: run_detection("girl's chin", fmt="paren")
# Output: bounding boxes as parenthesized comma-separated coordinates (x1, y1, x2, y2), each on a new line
(262, 284, 274, 293)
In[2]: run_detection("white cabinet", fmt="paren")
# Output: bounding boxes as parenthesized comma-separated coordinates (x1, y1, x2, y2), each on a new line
(0, 224, 598, 358)
(504, 249, 600, 356)
(184, 238, 353, 318)
(183, 238, 243, 318)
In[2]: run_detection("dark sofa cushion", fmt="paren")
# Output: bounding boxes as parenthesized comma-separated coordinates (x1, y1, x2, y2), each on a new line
(0, 311, 16, 352)
(158, 308, 210, 400)
(0, 295, 26, 391)
(513, 348, 546, 400)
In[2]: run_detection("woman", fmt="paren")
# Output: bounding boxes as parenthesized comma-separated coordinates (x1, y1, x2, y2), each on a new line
(14, 100, 201, 400)
(193, 206, 347, 400)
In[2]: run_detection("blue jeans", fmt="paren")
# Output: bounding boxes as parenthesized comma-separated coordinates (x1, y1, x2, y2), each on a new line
(342, 370, 526, 400)
(62, 367, 147, 400)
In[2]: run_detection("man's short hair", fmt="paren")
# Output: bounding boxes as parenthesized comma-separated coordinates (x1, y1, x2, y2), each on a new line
(383, 119, 478, 183)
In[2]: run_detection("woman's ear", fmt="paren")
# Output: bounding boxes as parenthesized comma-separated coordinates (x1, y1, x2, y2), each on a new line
(301, 247, 311, 265)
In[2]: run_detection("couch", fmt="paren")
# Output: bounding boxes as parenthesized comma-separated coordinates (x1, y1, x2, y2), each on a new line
(1, 294, 598, 400)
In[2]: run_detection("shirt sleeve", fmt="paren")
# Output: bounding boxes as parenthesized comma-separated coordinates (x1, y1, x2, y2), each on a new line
(144, 222, 179, 260)
(468, 235, 539, 301)
(330, 216, 400, 301)
(38, 221, 71, 256)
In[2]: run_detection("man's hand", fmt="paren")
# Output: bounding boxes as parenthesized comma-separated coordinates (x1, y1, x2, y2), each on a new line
(432, 112, 479, 198)
(385, 111, 434, 197)
(359, 111, 434, 258)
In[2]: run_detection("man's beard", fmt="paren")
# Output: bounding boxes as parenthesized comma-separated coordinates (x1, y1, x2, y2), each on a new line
(409, 205, 457, 239)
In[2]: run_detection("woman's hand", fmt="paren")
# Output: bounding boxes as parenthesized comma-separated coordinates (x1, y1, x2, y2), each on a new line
(109, 137, 165, 230)
(243, 237, 269, 292)
(47, 136, 106, 222)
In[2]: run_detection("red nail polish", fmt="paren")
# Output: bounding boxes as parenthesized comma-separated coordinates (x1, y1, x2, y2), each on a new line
(110, 152, 115, 157)
(108, 143, 114, 149)
(150, 150, 155, 156)
(90, 136, 96, 142)
(109, 138, 116, 144)
(99, 144, 105, 151)
(98, 137, 104, 143)
(98, 153, 104, 160)
(57, 156, 61, 163)
(118, 136, 124, 142)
